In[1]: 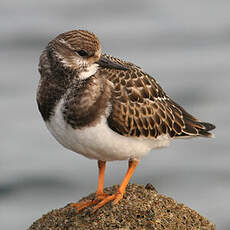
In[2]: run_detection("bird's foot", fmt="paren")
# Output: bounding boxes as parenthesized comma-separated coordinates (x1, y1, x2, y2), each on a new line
(92, 191, 123, 212)
(70, 193, 110, 212)
(70, 200, 98, 212)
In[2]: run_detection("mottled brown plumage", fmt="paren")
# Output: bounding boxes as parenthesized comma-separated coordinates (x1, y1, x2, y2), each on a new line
(97, 54, 215, 139)
(62, 75, 112, 129)
(37, 30, 215, 139)
(37, 30, 215, 212)
(37, 30, 109, 126)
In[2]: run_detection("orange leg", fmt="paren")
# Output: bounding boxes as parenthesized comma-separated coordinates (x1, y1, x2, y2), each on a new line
(95, 160, 108, 199)
(71, 160, 107, 212)
(92, 159, 139, 212)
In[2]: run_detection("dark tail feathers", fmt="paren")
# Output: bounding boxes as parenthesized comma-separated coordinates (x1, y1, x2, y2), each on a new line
(198, 122, 216, 137)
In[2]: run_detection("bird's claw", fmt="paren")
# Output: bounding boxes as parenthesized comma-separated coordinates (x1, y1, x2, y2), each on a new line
(70, 192, 110, 213)
(70, 192, 124, 213)
(92, 192, 123, 213)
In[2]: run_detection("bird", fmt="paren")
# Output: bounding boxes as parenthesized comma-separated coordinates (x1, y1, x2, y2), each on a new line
(37, 30, 215, 212)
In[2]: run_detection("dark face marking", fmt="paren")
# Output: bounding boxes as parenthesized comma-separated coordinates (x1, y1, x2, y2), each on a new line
(76, 50, 89, 57)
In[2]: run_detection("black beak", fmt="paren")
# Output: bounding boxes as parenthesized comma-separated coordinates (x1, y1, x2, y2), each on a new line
(96, 56, 128, 71)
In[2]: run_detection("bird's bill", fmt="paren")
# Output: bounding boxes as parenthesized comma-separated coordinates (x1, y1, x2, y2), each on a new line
(96, 56, 128, 70)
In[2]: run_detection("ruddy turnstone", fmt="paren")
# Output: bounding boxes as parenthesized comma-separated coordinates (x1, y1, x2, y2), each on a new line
(37, 30, 215, 212)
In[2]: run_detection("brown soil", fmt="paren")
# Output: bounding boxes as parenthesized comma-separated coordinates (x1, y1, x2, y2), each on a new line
(29, 183, 215, 230)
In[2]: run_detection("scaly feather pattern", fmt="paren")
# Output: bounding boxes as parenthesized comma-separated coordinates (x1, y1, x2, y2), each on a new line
(98, 54, 215, 139)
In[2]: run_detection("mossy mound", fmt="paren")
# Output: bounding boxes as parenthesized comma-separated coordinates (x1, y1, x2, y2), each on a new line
(29, 183, 215, 230)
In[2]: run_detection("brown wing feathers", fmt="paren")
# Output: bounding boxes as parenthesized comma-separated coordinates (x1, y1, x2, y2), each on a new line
(102, 54, 215, 139)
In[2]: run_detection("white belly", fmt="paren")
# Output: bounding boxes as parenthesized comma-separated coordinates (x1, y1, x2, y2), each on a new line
(46, 99, 171, 161)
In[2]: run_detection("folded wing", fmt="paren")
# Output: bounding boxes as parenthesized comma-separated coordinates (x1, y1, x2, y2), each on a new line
(101, 54, 215, 139)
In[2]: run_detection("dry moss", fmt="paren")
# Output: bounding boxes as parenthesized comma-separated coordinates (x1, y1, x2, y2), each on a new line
(29, 183, 215, 230)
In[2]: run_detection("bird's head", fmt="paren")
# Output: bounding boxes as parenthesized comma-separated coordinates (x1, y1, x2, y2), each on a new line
(46, 30, 127, 80)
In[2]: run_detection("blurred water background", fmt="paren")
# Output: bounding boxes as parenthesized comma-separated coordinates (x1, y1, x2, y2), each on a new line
(1, 0, 230, 229)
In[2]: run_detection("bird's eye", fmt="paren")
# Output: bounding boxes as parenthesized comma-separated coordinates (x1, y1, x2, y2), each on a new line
(76, 50, 88, 57)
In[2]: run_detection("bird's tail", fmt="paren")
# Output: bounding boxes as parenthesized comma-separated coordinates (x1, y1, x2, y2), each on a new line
(171, 100, 216, 138)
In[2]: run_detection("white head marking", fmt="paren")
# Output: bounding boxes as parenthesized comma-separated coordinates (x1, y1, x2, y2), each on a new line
(78, 63, 99, 80)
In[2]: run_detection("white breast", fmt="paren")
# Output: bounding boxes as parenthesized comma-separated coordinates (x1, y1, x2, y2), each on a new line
(46, 98, 171, 161)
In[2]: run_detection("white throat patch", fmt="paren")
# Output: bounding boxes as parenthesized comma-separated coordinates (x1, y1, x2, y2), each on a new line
(79, 64, 99, 80)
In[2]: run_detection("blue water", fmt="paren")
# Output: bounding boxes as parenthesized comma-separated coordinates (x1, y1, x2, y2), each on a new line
(1, 1, 230, 229)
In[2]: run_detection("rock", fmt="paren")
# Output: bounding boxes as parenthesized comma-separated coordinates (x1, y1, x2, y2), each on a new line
(29, 183, 215, 230)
